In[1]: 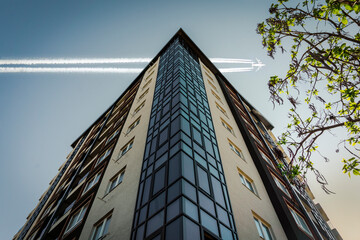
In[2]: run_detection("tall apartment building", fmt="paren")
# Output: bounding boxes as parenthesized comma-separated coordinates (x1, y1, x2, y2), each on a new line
(14, 29, 341, 240)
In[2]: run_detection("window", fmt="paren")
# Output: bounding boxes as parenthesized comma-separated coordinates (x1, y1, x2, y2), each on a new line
(127, 117, 141, 134)
(142, 79, 152, 90)
(228, 139, 245, 160)
(145, 70, 155, 81)
(208, 80, 217, 92)
(119, 138, 134, 158)
(211, 90, 222, 102)
(289, 207, 314, 238)
(253, 215, 274, 240)
(250, 132, 263, 146)
(91, 215, 112, 240)
(221, 118, 234, 134)
(205, 72, 214, 82)
(106, 169, 125, 194)
(106, 129, 120, 145)
(27, 230, 38, 240)
(82, 172, 102, 194)
(139, 88, 149, 100)
(133, 101, 145, 115)
(215, 102, 227, 117)
(64, 205, 88, 234)
(272, 174, 291, 197)
(238, 169, 257, 195)
(259, 151, 275, 168)
(41, 203, 53, 219)
(96, 147, 113, 166)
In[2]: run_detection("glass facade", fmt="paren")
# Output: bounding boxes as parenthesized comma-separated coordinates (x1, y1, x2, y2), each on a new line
(131, 38, 237, 240)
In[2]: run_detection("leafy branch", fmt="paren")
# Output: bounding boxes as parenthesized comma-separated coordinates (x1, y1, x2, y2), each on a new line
(257, 0, 360, 191)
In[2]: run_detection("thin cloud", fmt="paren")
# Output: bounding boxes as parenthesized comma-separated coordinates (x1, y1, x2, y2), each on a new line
(0, 67, 143, 73)
(0, 67, 256, 73)
(210, 58, 253, 63)
(0, 57, 257, 65)
(0, 58, 152, 65)
(0, 58, 264, 73)
(219, 67, 254, 72)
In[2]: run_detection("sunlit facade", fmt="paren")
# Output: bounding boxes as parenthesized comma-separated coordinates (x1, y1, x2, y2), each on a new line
(14, 29, 341, 240)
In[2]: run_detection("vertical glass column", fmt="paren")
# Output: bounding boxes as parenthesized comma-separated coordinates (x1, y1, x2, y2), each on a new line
(131, 38, 238, 240)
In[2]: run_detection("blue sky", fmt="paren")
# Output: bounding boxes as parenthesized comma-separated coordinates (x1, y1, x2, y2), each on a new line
(0, 0, 358, 239)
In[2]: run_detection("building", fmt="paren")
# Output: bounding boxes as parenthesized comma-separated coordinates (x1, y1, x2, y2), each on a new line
(14, 29, 341, 240)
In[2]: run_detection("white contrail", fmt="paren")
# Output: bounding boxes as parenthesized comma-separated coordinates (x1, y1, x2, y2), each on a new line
(211, 58, 253, 63)
(219, 67, 254, 73)
(0, 58, 152, 65)
(0, 67, 143, 73)
(0, 67, 255, 73)
(0, 57, 255, 65)
(0, 58, 264, 73)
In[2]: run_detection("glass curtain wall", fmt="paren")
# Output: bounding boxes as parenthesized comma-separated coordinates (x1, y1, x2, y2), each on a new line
(131, 38, 238, 240)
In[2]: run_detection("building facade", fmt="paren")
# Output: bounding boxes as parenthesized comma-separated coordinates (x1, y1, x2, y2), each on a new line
(14, 29, 341, 240)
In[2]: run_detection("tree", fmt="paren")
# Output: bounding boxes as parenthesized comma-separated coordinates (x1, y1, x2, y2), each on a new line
(257, 0, 360, 191)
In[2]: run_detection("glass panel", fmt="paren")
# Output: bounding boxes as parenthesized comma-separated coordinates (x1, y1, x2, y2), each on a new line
(200, 210, 219, 236)
(149, 192, 165, 216)
(197, 166, 210, 194)
(141, 177, 151, 205)
(153, 167, 165, 195)
(192, 127, 203, 145)
(146, 210, 164, 237)
(182, 180, 197, 202)
(216, 205, 230, 227)
(194, 152, 207, 168)
(254, 218, 264, 238)
(136, 224, 145, 240)
(167, 180, 181, 203)
(261, 223, 273, 240)
(138, 205, 148, 224)
(183, 197, 198, 221)
(165, 217, 181, 240)
(182, 153, 195, 184)
(167, 198, 180, 222)
(220, 224, 233, 240)
(168, 153, 181, 184)
(103, 217, 111, 237)
(199, 192, 215, 216)
(183, 217, 200, 240)
(211, 176, 225, 207)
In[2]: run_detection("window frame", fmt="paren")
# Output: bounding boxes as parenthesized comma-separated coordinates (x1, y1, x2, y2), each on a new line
(90, 214, 112, 240)
(82, 172, 102, 195)
(142, 79, 152, 90)
(272, 173, 291, 198)
(127, 116, 141, 134)
(95, 147, 113, 167)
(215, 102, 227, 117)
(105, 128, 120, 145)
(207, 80, 217, 92)
(238, 169, 257, 195)
(118, 138, 134, 158)
(106, 168, 126, 194)
(288, 206, 314, 238)
(133, 101, 145, 115)
(221, 118, 234, 135)
(211, 89, 222, 103)
(64, 204, 88, 234)
(139, 88, 149, 100)
(259, 151, 275, 168)
(252, 212, 274, 240)
(228, 139, 245, 161)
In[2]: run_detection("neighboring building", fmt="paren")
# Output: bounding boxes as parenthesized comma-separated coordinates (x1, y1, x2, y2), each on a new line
(14, 29, 341, 240)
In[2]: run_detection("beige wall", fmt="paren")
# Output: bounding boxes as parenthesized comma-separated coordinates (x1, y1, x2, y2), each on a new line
(199, 60, 288, 240)
(79, 58, 160, 240)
